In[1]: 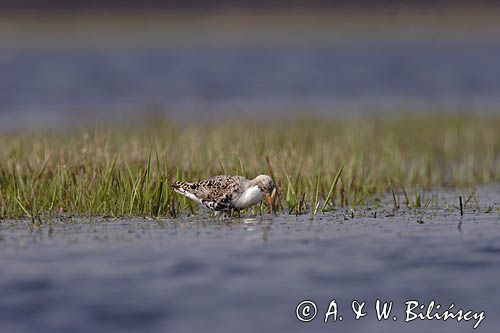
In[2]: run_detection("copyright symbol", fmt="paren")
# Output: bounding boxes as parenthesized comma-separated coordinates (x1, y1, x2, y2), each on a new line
(295, 300, 317, 322)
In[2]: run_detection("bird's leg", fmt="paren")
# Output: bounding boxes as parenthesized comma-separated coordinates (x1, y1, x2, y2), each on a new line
(214, 211, 230, 220)
(232, 209, 240, 218)
(237, 209, 241, 218)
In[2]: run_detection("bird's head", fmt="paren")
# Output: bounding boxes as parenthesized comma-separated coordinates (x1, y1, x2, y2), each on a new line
(253, 174, 275, 208)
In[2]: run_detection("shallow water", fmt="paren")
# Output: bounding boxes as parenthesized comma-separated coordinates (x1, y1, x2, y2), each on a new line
(3, 10, 500, 130)
(2, 43, 500, 130)
(1, 193, 500, 333)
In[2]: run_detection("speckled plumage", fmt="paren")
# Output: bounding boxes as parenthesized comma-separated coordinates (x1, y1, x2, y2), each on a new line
(172, 175, 274, 213)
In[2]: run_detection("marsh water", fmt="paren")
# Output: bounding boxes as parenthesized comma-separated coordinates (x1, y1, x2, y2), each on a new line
(2, 43, 500, 130)
(1, 187, 500, 333)
(2, 11, 500, 130)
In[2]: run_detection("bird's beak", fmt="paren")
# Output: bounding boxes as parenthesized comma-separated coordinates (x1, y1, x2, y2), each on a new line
(265, 192, 273, 211)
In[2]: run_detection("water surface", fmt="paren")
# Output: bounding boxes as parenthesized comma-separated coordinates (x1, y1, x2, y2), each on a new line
(1, 191, 499, 332)
(2, 10, 500, 131)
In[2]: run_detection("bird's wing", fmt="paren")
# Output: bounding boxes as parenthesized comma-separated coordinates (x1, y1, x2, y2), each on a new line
(195, 175, 244, 202)
(173, 175, 244, 209)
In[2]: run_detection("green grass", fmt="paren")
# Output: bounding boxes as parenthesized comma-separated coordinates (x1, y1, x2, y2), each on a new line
(1, 114, 500, 220)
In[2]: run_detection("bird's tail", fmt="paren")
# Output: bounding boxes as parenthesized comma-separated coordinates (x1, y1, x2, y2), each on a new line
(171, 181, 184, 189)
(171, 181, 187, 194)
(171, 181, 202, 204)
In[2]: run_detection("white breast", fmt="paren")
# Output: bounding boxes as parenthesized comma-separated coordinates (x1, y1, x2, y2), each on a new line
(234, 185, 264, 209)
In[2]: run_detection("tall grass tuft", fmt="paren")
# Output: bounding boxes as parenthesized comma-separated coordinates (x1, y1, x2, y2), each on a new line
(1, 114, 500, 219)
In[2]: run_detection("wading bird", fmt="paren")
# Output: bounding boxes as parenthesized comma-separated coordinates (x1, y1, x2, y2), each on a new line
(172, 175, 274, 217)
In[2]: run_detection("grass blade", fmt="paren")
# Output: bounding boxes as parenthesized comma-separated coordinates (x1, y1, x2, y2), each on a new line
(321, 162, 344, 212)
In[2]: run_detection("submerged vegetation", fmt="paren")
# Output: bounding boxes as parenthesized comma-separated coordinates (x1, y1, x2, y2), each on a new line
(1, 114, 500, 219)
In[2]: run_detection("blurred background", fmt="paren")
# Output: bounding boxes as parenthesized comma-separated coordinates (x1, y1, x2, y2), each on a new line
(1, 0, 500, 130)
